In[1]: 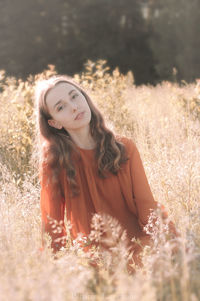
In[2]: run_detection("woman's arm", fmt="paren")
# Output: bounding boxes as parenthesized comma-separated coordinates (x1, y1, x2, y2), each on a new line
(128, 139, 180, 239)
(39, 161, 67, 254)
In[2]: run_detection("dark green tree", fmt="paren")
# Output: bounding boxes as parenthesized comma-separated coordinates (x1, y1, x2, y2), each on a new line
(0, 0, 155, 84)
(56, 0, 156, 84)
(0, 0, 64, 78)
(148, 0, 200, 83)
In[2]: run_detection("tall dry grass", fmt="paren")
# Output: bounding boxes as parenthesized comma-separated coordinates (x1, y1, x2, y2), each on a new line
(0, 60, 199, 300)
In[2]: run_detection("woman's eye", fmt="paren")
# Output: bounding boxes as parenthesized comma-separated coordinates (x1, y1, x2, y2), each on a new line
(57, 105, 63, 112)
(72, 93, 78, 99)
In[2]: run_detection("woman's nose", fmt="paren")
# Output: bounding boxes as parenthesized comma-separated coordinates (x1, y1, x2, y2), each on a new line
(71, 103, 78, 111)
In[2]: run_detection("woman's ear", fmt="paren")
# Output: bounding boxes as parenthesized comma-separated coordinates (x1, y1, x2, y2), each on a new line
(48, 119, 63, 129)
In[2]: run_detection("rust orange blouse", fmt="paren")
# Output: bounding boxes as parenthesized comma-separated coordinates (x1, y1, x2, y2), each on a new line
(39, 136, 179, 268)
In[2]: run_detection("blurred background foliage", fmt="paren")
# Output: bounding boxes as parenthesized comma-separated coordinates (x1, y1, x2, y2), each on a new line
(0, 0, 199, 85)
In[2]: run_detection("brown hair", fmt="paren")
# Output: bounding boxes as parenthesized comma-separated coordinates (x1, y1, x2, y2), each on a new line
(35, 75, 128, 198)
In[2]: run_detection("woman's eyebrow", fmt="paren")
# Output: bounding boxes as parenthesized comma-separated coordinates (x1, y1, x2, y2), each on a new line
(68, 89, 76, 95)
(54, 99, 62, 109)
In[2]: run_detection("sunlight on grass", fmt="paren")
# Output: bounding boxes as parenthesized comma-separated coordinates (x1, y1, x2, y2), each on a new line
(0, 61, 199, 300)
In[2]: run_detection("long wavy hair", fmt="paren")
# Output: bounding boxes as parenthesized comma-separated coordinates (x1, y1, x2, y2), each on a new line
(35, 75, 129, 198)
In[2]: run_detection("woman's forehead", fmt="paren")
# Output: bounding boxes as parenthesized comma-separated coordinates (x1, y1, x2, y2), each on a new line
(46, 82, 78, 103)
(53, 81, 77, 93)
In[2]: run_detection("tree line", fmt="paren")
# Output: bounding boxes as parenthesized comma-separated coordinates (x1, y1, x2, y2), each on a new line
(0, 0, 199, 85)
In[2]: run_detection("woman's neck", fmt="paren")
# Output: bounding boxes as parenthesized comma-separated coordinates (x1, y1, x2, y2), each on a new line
(67, 125, 96, 150)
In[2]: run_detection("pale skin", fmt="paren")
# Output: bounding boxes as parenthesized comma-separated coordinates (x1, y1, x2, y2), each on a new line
(45, 82, 97, 150)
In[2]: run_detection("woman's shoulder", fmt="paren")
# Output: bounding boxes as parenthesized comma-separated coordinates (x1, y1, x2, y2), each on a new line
(115, 135, 137, 153)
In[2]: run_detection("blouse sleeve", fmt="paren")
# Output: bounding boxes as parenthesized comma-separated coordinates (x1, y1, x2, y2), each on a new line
(39, 160, 67, 254)
(128, 139, 180, 239)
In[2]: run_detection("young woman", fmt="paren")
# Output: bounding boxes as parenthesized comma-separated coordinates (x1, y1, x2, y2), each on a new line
(35, 75, 180, 274)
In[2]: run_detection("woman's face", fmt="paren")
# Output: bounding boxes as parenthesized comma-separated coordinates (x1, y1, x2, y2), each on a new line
(45, 82, 92, 132)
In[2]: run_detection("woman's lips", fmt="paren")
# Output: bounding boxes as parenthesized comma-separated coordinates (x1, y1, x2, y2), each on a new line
(75, 111, 85, 120)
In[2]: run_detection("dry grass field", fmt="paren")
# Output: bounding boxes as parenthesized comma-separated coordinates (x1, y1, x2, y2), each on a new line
(0, 60, 199, 301)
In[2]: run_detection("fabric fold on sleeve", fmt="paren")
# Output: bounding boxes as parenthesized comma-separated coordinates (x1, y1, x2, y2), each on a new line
(39, 161, 67, 253)
(128, 139, 180, 239)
